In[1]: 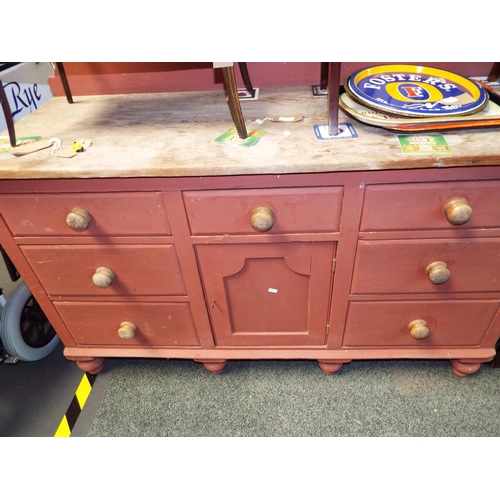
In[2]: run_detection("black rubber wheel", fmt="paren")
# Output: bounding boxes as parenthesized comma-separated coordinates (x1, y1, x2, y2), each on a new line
(0, 282, 59, 361)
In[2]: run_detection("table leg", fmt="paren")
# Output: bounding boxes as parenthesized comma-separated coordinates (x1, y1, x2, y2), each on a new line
(222, 66, 248, 139)
(487, 62, 499, 82)
(320, 62, 329, 91)
(0, 78, 17, 147)
(55, 62, 74, 104)
(238, 62, 254, 95)
(328, 62, 341, 136)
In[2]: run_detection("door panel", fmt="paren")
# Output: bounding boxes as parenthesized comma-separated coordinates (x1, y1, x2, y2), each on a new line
(196, 242, 335, 346)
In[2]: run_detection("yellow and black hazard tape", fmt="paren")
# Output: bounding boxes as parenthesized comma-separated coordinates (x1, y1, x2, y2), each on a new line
(54, 372, 97, 437)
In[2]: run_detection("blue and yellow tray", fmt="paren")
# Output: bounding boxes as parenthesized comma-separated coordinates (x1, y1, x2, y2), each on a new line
(345, 64, 488, 118)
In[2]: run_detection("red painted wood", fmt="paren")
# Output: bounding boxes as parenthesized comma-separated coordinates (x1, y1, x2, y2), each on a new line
(0, 192, 171, 236)
(47, 62, 496, 96)
(22, 244, 187, 296)
(326, 184, 366, 350)
(63, 345, 497, 361)
(196, 242, 335, 346)
(183, 187, 343, 235)
(160, 191, 216, 349)
(343, 300, 500, 347)
(360, 181, 500, 232)
(352, 238, 500, 294)
(1, 167, 500, 375)
(55, 301, 200, 346)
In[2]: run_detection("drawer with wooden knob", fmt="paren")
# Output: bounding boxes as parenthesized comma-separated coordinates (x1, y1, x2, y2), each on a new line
(54, 301, 200, 346)
(182, 187, 343, 235)
(352, 238, 500, 294)
(21, 244, 187, 296)
(342, 300, 500, 347)
(360, 181, 500, 231)
(0, 192, 171, 236)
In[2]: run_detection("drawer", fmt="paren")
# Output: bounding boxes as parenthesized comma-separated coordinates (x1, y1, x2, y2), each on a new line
(183, 187, 343, 235)
(343, 300, 500, 347)
(352, 238, 500, 294)
(54, 301, 200, 346)
(0, 192, 171, 236)
(360, 181, 500, 231)
(22, 244, 187, 296)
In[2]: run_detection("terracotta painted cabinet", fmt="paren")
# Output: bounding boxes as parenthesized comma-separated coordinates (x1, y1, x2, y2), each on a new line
(0, 167, 499, 377)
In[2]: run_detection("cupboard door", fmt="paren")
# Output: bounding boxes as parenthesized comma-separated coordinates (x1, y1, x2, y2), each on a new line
(196, 242, 335, 346)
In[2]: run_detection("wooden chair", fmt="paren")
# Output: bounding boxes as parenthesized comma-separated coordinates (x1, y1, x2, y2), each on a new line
(215, 62, 254, 139)
(1, 62, 255, 147)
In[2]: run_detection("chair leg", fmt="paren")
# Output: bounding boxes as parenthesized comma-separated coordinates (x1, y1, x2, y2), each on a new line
(320, 62, 329, 91)
(487, 62, 499, 82)
(328, 62, 341, 136)
(238, 62, 254, 95)
(0, 78, 17, 147)
(222, 66, 248, 139)
(55, 62, 73, 103)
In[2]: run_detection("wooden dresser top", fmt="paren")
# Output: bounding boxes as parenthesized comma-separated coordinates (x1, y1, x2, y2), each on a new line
(1, 87, 499, 179)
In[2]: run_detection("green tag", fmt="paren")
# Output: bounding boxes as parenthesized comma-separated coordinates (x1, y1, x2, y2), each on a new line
(215, 127, 266, 147)
(398, 134, 452, 154)
(0, 136, 41, 154)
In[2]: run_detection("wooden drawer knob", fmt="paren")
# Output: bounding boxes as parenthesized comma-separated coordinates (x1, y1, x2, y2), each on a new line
(251, 206, 274, 232)
(409, 319, 430, 340)
(426, 261, 451, 284)
(66, 207, 92, 231)
(92, 267, 115, 288)
(444, 199, 472, 225)
(118, 321, 137, 340)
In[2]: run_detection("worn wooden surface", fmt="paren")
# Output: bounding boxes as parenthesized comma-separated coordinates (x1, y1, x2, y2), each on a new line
(1, 87, 500, 179)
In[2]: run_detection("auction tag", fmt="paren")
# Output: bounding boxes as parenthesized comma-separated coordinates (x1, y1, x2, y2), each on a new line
(313, 122, 358, 141)
(0, 136, 42, 154)
(215, 127, 266, 147)
(398, 134, 452, 154)
(7, 139, 52, 156)
(55, 138, 93, 158)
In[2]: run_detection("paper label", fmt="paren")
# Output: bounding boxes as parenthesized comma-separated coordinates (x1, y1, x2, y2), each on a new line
(0, 136, 41, 154)
(398, 134, 452, 154)
(215, 128, 266, 147)
(313, 123, 359, 141)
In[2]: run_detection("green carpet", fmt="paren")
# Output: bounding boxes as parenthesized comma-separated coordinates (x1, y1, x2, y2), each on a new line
(88, 358, 500, 437)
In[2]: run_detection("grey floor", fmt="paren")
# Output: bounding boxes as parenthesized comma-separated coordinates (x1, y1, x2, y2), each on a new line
(0, 260, 111, 437)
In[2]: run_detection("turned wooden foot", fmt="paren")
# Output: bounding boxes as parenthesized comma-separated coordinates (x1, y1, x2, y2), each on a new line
(450, 359, 483, 377)
(318, 359, 349, 375)
(195, 359, 227, 374)
(74, 357, 105, 374)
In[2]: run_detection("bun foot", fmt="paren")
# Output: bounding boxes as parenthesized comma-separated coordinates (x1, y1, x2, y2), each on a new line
(450, 359, 481, 377)
(75, 357, 105, 374)
(318, 359, 349, 375)
(195, 359, 227, 374)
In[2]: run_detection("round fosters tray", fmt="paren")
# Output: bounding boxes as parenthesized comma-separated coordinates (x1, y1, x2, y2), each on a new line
(345, 64, 488, 118)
